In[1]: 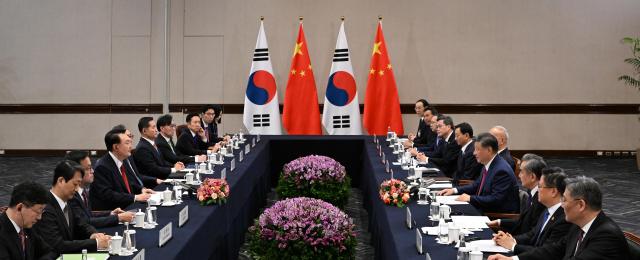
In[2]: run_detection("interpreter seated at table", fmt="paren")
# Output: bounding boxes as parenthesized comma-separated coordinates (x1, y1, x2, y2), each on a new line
(0, 181, 58, 260)
(488, 176, 630, 260)
(402, 100, 435, 148)
(489, 126, 516, 172)
(487, 154, 548, 235)
(415, 115, 461, 178)
(155, 114, 206, 165)
(134, 117, 185, 180)
(65, 150, 134, 228)
(91, 129, 158, 210)
(176, 113, 222, 157)
(34, 161, 110, 254)
(438, 133, 520, 213)
(451, 122, 483, 182)
(493, 171, 572, 254)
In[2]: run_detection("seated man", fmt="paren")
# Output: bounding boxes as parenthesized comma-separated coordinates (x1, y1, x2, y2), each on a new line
(200, 104, 230, 146)
(176, 113, 221, 156)
(489, 176, 631, 260)
(452, 122, 483, 182)
(133, 117, 185, 179)
(403, 100, 434, 148)
(155, 114, 205, 164)
(65, 150, 134, 228)
(34, 161, 110, 253)
(488, 155, 548, 235)
(416, 115, 461, 178)
(439, 133, 520, 213)
(0, 181, 57, 260)
(91, 129, 157, 210)
(490, 126, 516, 172)
(494, 170, 572, 254)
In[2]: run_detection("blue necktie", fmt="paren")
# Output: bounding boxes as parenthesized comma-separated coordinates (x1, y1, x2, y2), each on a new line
(534, 210, 550, 245)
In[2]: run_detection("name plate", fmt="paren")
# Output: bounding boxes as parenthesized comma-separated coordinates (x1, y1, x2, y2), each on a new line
(385, 160, 390, 173)
(245, 144, 250, 154)
(257, 134, 260, 142)
(221, 168, 226, 179)
(406, 207, 412, 229)
(381, 152, 386, 164)
(390, 169, 394, 179)
(159, 222, 172, 247)
(252, 138, 256, 147)
(239, 150, 244, 162)
(132, 248, 145, 260)
(179, 206, 189, 227)
(230, 158, 235, 171)
(416, 228, 423, 254)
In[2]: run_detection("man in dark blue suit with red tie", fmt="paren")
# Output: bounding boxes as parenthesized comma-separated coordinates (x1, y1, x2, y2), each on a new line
(439, 133, 520, 213)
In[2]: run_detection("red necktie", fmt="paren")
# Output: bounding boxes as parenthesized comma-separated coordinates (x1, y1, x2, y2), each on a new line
(204, 126, 210, 141)
(477, 168, 488, 195)
(120, 165, 132, 194)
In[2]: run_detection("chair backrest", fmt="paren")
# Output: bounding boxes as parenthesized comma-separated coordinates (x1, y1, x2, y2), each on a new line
(518, 189, 529, 215)
(458, 179, 474, 186)
(176, 124, 188, 138)
(513, 156, 521, 177)
(624, 231, 640, 259)
(0, 206, 7, 214)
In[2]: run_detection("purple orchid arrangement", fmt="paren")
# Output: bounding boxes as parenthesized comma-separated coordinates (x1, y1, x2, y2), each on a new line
(281, 155, 346, 186)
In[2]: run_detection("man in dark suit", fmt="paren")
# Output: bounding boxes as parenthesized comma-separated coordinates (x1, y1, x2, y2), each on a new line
(133, 117, 185, 180)
(416, 115, 461, 178)
(200, 104, 230, 146)
(439, 133, 520, 213)
(34, 161, 110, 254)
(489, 176, 631, 260)
(65, 151, 134, 228)
(488, 154, 548, 235)
(452, 122, 483, 181)
(91, 129, 158, 211)
(176, 113, 221, 157)
(494, 171, 572, 254)
(403, 100, 434, 148)
(0, 181, 57, 260)
(490, 126, 516, 172)
(155, 114, 205, 164)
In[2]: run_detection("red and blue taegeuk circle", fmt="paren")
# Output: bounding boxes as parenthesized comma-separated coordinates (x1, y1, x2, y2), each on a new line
(246, 70, 277, 105)
(326, 71, 356, 107)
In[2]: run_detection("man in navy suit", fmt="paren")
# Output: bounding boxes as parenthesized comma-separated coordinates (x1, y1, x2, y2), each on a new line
(416, 115, 461, 178)
(488, 176, 630, 260)
(452, 122, 483, 182)
(175, 113, 221, 157)
(493, 170, 572, 254)
(65, 150, 134, 228)
(90, 129, 157, 211)
(490, 126, 516, 172)
(133, 117, 185, 180)
(439, 133, 520, 213)
(403, 100, 436, 148)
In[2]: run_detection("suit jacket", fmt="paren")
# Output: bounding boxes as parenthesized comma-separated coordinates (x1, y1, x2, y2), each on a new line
(518, 211, 630, 260)
(34, 193, 97, 254)
(175, 131, 209, 156)
(155, 134, 195, 164)
(90, 153, 154, 210)
(499, 148, 516, 172)
(453, 140, 483, 181)
(456, 155, 520, 213)
(69, 192, 118, 228)
(422, 132, 460, 178)
(200, 119, 222, 146)
(0, 213, 57, 260)
(133, 138, 172, 179)
(501, 191, 546, 236)
(513, 206, 572, 254)
(412, 119, 434, 148)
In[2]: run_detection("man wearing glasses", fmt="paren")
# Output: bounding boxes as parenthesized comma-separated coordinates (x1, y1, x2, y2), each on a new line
(0, 181, 57, 260)
(489, 176, 630, 260)
(155, 114, 205, 164)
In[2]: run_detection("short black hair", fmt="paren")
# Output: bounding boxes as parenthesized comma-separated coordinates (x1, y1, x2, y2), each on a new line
(439, 115, 454, 129)
(201, 104, 216, 114)
(112, 124, 127, 132)
(542, 167, 568, 195)
(138, 116, 154, 133)
(455, 122, 473, 138)
(9, 181, 49, 208)
(52, 160, 84, 187)
(157, 114, 173, 131)
(425, 106, 438, 116)
(104, 129, 124, 151)
(65, 150, 90, 164)
(416, 99, 429, 108)
(476, 132, 499, 153)
(186, 113, 200, 123)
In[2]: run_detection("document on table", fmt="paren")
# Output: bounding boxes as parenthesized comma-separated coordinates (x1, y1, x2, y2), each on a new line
(420, 226, 439, 235)
(450, 216, 491, 229)
(428, 183, 453, 189)
(466, 239, 510, 253)
(435, 196, 468, 205)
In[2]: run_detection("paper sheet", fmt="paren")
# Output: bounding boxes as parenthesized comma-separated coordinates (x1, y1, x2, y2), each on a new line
(466, 239, 510, 253)
(435, 196, 469, 205)
(450, 216, 491, 229)
(428, 183, 453, 189)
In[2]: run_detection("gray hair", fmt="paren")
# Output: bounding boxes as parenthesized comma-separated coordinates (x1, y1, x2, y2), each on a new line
(520, 153, 547, 179)
(493, 125, 509, 141)
(565, 176, 602, 211)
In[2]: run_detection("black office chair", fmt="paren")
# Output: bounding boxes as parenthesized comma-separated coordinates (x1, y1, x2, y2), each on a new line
(624, 231, 640, 259)
(0, 206, 7, 214)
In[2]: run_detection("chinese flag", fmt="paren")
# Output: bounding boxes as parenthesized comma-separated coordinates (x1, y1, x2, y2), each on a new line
(363, 20, 404, 135)
(282, 21, 322, 135)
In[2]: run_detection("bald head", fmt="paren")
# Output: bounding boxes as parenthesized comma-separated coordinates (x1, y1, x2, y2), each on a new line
(489, 126, 509, 150)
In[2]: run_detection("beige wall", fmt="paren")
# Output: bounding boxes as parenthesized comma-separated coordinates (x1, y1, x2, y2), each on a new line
(0, 0, 639, 150)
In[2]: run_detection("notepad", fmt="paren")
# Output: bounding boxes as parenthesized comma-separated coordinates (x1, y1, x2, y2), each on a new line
(450, 216, 491, 229)
(435, 196, 469, 205)
(56, 253, 110, 260)
(428, 183, 452, 189)
(466, 239, 510, 253)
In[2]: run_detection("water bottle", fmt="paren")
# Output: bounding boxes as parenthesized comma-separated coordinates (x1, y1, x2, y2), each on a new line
(81, 249, 88, 260)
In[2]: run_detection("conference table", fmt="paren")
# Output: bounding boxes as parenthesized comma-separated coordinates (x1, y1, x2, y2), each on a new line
(101, 135, 496, 260)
